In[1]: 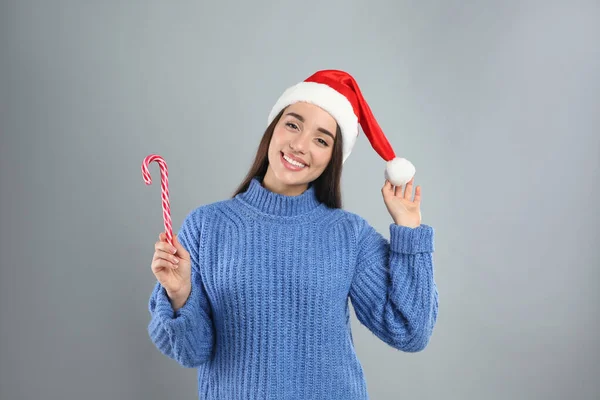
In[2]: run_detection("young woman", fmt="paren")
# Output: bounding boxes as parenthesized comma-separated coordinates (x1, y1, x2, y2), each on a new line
(147, 70, 438, 400)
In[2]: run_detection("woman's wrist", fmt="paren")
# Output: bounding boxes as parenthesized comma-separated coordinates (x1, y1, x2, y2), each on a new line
(167, 284, 192, 312)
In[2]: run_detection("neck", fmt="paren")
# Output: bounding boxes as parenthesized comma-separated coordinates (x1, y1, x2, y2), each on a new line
(235, 176, 322, 218)
(262, 169, 309, 196)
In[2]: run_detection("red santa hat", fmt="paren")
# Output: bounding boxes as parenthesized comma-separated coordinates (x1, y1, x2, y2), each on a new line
(267, 69, 415, 186)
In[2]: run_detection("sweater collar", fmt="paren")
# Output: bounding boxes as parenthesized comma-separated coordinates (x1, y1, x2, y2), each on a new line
(236, 176, 321, 217)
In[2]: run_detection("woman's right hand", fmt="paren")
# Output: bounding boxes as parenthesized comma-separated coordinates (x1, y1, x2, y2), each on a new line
(151, 232, 192, 304)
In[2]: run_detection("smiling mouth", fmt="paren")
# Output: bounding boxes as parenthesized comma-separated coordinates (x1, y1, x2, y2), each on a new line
(281, 152, 308, 169)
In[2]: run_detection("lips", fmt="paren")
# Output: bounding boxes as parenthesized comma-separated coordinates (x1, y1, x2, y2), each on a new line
(282, 152, 307, 166)
(280, 152, 308, 170)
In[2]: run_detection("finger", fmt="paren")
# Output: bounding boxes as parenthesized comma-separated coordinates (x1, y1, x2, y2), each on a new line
(159, 231, 174, 245)
(153, 258, 178, 271)
(381, 180, 393, 198)
(151, 258, 177, 273)
(155, 239, 177, 255)
(404, 178, 414, 200)
(152, 249, 180, 265)
(414, 185, 421, 204)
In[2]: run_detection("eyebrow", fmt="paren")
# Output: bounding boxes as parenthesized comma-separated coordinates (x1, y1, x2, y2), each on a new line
(285, 112, 336, 141)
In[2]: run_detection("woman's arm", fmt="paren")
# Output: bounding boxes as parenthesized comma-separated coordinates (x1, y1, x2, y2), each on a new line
(349, 216, 438, 352)
(147, 207, 215, 367)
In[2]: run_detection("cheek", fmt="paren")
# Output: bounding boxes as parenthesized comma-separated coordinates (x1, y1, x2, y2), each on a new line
(315, 149, 333, 167)
(270, 129, 285, 148)
(269, 131, 280, 148)
(268, 134, 286, 162)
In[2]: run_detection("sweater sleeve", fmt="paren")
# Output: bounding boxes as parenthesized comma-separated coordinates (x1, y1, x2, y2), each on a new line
(349, 216, 438, 352)
(147, 207, 215, 367)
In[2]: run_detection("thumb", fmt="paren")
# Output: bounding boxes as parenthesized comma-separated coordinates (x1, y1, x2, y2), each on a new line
(173, 234, 190, 260)
(381, 180, 394, 199)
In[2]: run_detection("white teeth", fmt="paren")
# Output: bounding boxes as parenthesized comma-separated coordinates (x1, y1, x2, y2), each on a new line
(283, 154, 306, 168)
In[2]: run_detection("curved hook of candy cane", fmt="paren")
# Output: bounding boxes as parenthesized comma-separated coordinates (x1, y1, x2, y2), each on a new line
(141, 154, 173, 246)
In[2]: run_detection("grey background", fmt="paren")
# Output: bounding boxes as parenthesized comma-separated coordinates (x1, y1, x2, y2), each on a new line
(1, 1, 599, 399)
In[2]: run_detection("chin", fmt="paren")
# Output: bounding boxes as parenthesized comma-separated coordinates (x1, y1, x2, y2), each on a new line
(273, 167, 315, 187)
(278, 171, 309, 186)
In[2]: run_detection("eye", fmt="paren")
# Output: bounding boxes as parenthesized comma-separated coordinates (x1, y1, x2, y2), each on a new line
(286, 122, 299, 130)
(317, 138, 329, 147)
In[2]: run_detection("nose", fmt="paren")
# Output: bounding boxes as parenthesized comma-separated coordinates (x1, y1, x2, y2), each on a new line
(289, 133, 309, 153)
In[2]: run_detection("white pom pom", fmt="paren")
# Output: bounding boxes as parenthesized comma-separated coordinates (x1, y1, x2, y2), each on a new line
(384, 157, 415, 186)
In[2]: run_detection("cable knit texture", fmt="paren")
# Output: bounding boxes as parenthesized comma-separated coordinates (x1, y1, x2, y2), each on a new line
(147, 176, 438, 400)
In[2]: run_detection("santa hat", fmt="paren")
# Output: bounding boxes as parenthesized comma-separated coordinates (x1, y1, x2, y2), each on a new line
(267, 69, 415, 186)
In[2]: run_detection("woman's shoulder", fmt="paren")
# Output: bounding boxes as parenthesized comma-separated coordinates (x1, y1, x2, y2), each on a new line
(334, 208, 368, 225)
(325, 208, 372, 234)
(175, 199, 240, 243)
(182, 198, 236, 221)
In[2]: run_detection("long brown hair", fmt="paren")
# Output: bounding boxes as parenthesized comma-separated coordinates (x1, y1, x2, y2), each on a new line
(231, 107, 344, 209)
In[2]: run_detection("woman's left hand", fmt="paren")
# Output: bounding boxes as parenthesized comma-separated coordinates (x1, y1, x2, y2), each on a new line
(381, 178, 422, 228)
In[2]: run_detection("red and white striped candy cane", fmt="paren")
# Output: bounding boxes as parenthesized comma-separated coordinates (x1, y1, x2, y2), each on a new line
(141, 154, 173, 246)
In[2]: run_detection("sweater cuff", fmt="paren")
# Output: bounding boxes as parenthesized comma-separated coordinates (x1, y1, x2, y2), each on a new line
(154, 285, 195, 336)
(389, 224, 434, 254)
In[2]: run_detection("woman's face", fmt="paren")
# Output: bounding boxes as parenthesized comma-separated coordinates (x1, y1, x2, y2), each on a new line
(263, 102, 337, 196)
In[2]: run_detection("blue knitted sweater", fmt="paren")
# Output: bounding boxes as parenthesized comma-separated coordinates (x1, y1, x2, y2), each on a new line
(147, 176, 438, 399)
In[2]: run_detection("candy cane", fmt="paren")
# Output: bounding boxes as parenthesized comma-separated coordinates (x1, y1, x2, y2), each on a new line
(141, 154, 173, 246)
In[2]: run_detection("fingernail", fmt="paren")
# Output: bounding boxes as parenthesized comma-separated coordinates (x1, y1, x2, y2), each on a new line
(172, 247, 177, 254)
